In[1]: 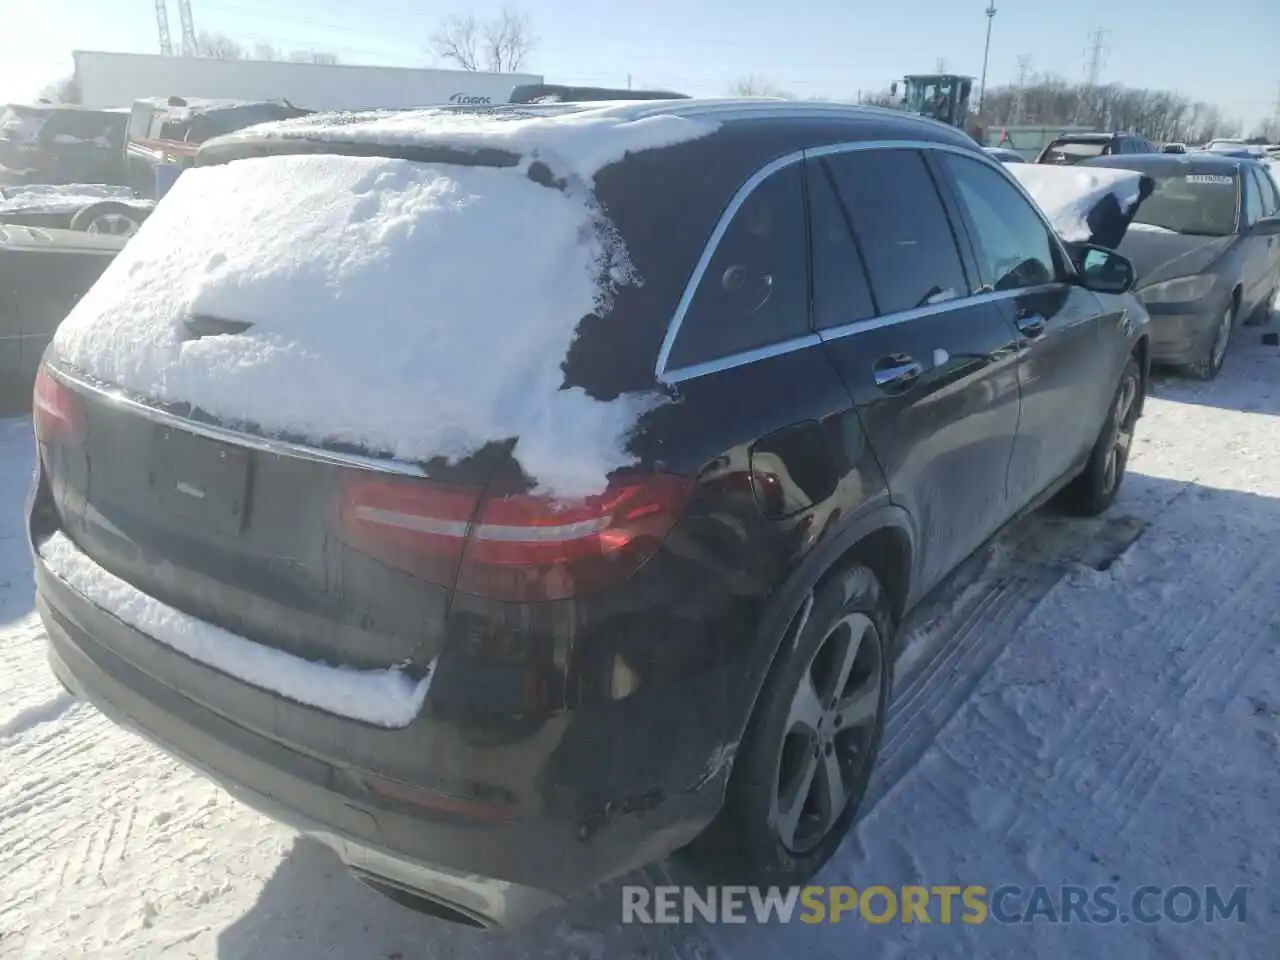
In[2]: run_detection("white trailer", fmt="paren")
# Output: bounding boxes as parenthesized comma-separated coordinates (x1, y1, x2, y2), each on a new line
(72, 51, 542, 112)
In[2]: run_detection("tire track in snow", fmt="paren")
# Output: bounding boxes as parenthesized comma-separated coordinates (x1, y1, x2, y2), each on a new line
(985, 532, 1274, 851)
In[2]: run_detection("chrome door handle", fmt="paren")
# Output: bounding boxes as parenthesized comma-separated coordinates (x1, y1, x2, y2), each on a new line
(1016, 314, 1047, 337)
(872, 356, 924, 388)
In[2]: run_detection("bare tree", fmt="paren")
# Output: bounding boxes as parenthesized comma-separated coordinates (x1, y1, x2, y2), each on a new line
(431, 13, 481, 70)
(976, 74, 1244, 143)
(286, 48, 341, 65)
(484, 6, 534, 73)
(729, 75, 794, 99)
(252, 42, 280, 61)
(431, 7, 534, 72)
(38, 75, 82, 104)
(194, 31, 245, 60)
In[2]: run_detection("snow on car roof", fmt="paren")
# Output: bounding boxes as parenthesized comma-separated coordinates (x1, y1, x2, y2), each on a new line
(51, 112, 715, 497)
(210, 102, 722, 181)
(1006, 164, 1147, 242)
(0, 184, 152, 216)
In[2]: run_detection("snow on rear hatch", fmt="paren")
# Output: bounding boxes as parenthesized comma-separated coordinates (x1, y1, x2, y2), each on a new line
(52, 110, 717, 498)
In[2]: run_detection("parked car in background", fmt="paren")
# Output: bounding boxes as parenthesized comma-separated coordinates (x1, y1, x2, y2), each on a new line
(984, 146, 1026, 163)
(0, 223, 123, 414)
(31, 99, 1151, 930)
(125, 96, 312, 200)
(0, 103, 129, 186)
(1161, 142, 1188, 154)
(1037, 132, 1158, 164)
(1201, 139, 1267, 159)
(0, 184, 153, 237)
(1081, 152, 1280, 378)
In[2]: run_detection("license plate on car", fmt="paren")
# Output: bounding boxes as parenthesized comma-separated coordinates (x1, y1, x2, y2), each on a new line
(149, 426, 251, 537)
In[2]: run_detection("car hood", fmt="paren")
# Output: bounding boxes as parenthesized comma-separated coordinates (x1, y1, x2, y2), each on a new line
(1117, 228, 1234, 287)
(1007, 164, 1155, 249)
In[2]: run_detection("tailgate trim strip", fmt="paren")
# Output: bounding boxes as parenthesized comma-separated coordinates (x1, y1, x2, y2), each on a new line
(50, 365, 428, 477)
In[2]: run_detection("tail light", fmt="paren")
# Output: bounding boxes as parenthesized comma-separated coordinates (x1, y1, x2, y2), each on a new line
(33, 367, 86, 447)
(339, 473, 692, 602)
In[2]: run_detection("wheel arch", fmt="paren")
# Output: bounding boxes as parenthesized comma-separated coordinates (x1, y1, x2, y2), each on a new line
(727, 504, 917, 751)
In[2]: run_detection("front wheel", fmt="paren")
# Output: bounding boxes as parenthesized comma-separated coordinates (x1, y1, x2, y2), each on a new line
(680, 566, 892, 887)
(1190, 301, 1235, 380)
(69, 201, 145, 239)
(1061, 355, 1142, 517)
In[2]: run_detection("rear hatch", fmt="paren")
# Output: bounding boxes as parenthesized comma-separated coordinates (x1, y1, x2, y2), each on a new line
(38, 107, 712, 675)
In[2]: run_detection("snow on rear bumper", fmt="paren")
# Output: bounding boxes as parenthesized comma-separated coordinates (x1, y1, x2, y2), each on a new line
(38, 531, 432, 728)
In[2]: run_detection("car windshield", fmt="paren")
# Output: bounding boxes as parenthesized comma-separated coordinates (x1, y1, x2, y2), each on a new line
(1041, 140, 1107, 164)
(1129, 171, 1238, 236)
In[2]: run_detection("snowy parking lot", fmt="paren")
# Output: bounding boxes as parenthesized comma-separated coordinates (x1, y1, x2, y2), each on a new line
(3, 304, 1280, 958)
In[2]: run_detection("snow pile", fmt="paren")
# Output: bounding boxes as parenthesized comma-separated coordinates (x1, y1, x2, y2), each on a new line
(1007, 164, 1146, 241)
(38, 532, 433, 727)
(50, 140, 708, 496)
(220, 103, 719, 182)
(0, 184, 151, 215)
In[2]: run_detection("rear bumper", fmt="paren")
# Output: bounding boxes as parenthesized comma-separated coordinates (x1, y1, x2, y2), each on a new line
(35, 555, 728, 929)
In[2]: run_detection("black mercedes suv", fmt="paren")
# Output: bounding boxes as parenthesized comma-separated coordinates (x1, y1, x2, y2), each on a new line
(30, 99, 1150, 929)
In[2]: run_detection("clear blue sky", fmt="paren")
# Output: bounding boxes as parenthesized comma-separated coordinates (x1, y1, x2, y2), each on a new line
(4, 0, 1277, 129)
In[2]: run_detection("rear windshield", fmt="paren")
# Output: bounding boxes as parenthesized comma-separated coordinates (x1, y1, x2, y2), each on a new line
(1041, 140, 1107, 164)
(1130, 172, 1239, 236)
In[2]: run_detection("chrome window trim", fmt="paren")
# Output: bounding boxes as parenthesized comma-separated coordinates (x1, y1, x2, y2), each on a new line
(655, 138, 1076, 385)
(48, 365, 429, 477)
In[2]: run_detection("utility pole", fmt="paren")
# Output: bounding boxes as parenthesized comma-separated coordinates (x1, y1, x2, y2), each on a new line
(936, 57, 948, 73)
(979, 3, 997, 110)
(1015, 55, 1032, 123)
(154, 0, 174, 56)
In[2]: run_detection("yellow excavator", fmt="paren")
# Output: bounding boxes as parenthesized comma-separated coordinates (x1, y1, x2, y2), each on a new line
(893, 74, 986, 144)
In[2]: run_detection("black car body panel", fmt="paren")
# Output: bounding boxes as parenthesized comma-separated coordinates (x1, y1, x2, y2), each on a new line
(1081, 152, 1280, 364)
(31, 101, 1152, 928)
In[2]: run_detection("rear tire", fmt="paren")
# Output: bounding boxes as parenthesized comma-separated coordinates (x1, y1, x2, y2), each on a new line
(680, 566, 892, 887)
(1062, 355, 1142, 517)
(1243, 286, 1277, 327)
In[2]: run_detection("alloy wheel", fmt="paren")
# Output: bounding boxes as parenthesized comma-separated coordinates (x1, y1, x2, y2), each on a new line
(1102, 370, 1139, 496)
(85, 213, 139, 238)
(771, 612, 882, 854)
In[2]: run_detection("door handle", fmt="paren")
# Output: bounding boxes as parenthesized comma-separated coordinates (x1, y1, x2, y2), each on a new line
(872, 355, 924, 389)
(1016, 314, 1047, 338)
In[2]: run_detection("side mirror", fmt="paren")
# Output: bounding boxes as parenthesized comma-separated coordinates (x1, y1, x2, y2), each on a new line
(1250, 216, 1280, 237)
(1068, 243, 1136, 295)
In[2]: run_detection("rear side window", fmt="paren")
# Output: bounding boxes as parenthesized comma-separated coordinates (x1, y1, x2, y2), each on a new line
(665, 162, 809, 370)
(939, 153, 1057, 292)
(821, 149, 968, 315)
(807, 160, 877, 330)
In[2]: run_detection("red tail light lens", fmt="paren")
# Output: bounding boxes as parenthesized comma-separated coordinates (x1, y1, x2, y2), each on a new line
(33, 367, 86, 447)
(339, 477, 481, 586)
(338, 473, 692, 602)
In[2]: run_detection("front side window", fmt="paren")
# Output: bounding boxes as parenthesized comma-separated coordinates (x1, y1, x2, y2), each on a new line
(821, 149, 968, 315)
(1243, 171, 1264, 226)
(938, 153, 1057, 291)
(1248, 167, 1279, 217)
(665, 162, 809, 370)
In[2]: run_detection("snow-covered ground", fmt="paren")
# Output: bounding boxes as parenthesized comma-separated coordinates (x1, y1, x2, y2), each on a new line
(3, 301, 1280, 957)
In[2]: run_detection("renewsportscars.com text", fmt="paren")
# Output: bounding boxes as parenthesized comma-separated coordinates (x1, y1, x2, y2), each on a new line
(621, 884, 1249, 925)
